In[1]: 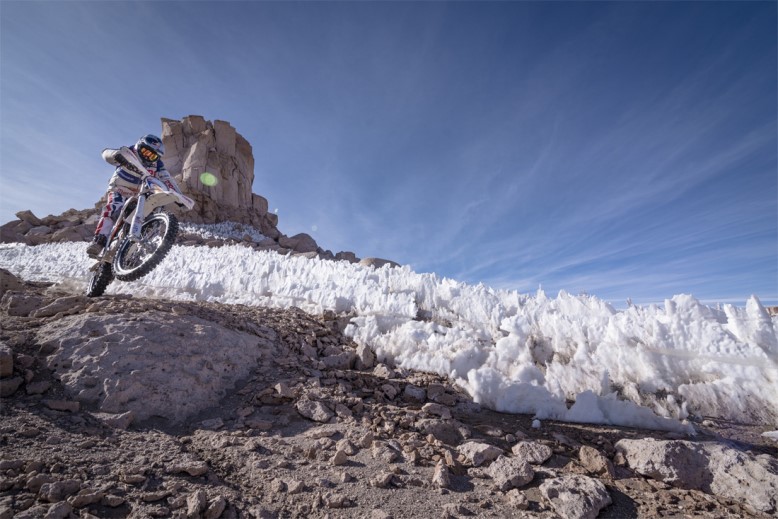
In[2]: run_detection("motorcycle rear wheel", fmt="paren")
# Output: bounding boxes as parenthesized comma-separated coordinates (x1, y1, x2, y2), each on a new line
(86, 261, 113, 297)
(113, 212, 178, 281)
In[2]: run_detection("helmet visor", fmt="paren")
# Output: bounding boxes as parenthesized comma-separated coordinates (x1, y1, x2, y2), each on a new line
(139, 146, 159, 162)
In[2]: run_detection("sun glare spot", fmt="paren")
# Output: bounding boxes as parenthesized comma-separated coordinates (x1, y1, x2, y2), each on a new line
(200, 172, 218, 186)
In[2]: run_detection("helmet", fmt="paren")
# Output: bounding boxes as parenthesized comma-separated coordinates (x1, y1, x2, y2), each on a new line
(136, 134, 165, 166)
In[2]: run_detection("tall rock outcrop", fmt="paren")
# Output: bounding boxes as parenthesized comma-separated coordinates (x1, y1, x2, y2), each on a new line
(161, 115, 279, 239)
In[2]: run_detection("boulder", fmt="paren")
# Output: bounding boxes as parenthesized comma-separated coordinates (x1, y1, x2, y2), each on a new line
(616, 438, 778, 513)
(0, 344, 13, 378)
(422, 402, 452, 420)
(415, 418, 467, 446)
(161, 115, 266, 229)
(15, 210, 42, 227)
(321, 351, 356, 370)
(2, 293, 43, 317)
(1, 376, 23, 397)
(432, 461, 451, 489)
(403, 384, 426, 403)
(51, 226, 90, 243)
(296, 398, 335, 423)
(336, 251, 359, 263)
(539, 475, 612, 519)
(457, 441, 503, 467)
(578, 445, 615, 478)
(279, 233, 319, 254)
(485, 455, 534, 491)
(44, 502, 72, 519)
(512, 441, 553, 465)
(1, 208, 96, 246)
(38, 312, 275, 423)
(355, 343, 376, 370)
(94, 411, 135, 430)
(39, 480, 82, 502)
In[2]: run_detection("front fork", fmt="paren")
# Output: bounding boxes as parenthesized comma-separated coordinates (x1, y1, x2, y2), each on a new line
(91, 196, 142, 267)
(128, 194, 147, 242)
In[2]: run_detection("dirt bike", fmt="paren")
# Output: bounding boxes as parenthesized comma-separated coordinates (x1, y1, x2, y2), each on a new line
(86, 148, 195, 297)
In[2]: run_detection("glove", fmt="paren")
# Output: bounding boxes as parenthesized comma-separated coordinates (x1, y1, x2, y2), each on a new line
(113, 152, 128, 166)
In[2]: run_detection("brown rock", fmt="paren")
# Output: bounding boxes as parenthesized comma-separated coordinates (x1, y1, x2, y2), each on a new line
(0, 268, 25, 298)
(168, 459, 209, 476)
(187, 489, 207, 516)
(3, 293, 43, 317)
(296, 399, 334, 422)
(1, 377, 24, 397)
(43, 501, 72, 519)
(432, 461, 451, 489)
(95, 411, 135, 430)
(68, 490, 105, 508)
(457, 441, 503, 467)
(0, 344, 13, 378)
(15, 210, 43, 226)
(539, 475, 612, 519)
(332, 449, 349, 466)
(204, 495, 227, 519)
(512, 441, 553, 464)
(578, 445, 615, 478)
(279, 233, 318, 254)
(25, 381, 51, 395)
(39, 480, 82, 502)
(43, 399, 80, 413)
(485, 455, 534, 491)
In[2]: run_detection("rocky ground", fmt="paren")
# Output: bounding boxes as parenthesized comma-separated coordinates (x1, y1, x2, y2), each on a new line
(1, 270, 777, 519)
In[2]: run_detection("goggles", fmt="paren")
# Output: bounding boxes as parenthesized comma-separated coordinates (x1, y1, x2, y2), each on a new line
(140, 146, 159, 162)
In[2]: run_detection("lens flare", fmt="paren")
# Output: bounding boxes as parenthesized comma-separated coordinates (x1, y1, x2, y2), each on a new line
(200, 172, 218, 186)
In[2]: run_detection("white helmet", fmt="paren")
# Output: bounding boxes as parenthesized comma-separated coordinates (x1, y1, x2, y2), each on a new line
(136, 134, 164, 166)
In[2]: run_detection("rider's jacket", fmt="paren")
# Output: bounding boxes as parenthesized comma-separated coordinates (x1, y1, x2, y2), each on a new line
(101, 146, 182, 196)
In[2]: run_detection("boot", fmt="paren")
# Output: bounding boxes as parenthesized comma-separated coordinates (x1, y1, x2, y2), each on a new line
(86, 234, 108, 258)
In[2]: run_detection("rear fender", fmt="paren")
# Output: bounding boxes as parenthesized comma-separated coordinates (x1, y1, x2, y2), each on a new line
(141, 178, 196, 216)
(143, 191, 195, 215)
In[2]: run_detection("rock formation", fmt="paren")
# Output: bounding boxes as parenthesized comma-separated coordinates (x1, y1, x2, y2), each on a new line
(0, 209, 96, 246)
(160, 116, 274, 236)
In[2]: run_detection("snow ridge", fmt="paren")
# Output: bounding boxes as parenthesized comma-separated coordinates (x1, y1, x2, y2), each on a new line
(1, 226, 776, 432)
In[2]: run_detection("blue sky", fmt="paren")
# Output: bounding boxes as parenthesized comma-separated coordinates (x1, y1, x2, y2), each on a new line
(1, 1, 776, 306)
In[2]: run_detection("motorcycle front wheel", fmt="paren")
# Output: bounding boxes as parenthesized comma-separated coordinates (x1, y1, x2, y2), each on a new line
(113, 212, 178, 282)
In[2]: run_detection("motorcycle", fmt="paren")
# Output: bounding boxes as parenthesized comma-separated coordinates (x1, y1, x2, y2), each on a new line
(86, 147, 195, 297)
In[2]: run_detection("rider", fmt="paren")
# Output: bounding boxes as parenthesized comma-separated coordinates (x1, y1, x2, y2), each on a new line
(86, 134, 184, 258)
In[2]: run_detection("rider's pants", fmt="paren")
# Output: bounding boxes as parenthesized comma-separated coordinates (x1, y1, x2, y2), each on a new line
(94, 191, 126, 238)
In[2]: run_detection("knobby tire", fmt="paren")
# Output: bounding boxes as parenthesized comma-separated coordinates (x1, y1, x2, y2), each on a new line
(86, 261, 113, 297)
(113, 212, 178, 282)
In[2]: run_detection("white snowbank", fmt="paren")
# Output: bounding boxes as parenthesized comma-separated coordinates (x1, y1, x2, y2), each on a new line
(2, 232, 777, 433)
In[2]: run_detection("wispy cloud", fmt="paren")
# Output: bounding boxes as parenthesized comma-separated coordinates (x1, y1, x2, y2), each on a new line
(1, 1, 774, 305)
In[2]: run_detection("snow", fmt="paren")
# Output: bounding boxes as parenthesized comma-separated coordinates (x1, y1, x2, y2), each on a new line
(179, 221, 267, 243)
(2, 224, 777, 433)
